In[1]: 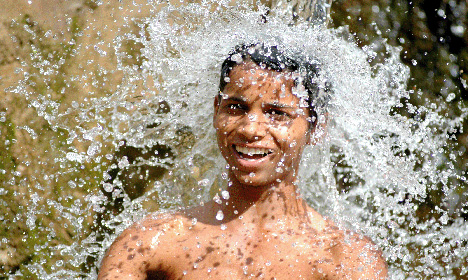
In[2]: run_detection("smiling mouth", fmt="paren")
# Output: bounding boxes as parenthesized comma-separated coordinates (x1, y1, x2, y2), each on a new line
(234, 145, 273, 160)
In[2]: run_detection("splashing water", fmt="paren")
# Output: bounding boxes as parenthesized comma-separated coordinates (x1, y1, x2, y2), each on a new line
(3, 0, 467, 279)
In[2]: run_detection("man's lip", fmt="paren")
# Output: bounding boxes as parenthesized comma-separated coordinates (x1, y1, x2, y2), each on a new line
(230, 144, 274, 168)
(232, 144, 275, 151)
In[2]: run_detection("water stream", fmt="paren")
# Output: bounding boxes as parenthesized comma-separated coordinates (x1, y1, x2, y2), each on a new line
(2, 0, 468, 279)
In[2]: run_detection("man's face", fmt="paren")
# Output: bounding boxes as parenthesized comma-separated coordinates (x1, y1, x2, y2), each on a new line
(214, 62, 311, 187)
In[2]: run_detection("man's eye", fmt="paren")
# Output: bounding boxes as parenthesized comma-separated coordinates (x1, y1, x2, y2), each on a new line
(226, 103, 245, 112)
(268, 110, 291, 121)
(229, 104, 242, 109)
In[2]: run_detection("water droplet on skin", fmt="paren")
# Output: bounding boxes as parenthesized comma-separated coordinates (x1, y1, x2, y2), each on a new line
(216, 210, 224, 221)
(192, 218, 198, 225)
(213, 193, 222, 204)
(220, 224, 227, 230)
(249, 172, 255, 177)
(221, 190, 230, 200)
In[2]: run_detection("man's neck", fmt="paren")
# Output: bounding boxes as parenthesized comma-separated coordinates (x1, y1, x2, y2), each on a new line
(215, 177, 311, 228)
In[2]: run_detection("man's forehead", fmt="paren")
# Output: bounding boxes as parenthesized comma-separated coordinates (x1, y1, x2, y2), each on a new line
(220, 92, 298, 108)
(232, 62, 297, 81)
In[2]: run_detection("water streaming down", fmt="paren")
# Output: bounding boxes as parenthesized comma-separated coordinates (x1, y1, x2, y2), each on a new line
(3, 0, 468, 279)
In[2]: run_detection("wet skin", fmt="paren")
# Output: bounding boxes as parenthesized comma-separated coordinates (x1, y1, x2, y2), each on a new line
(97, 62, 387, 280)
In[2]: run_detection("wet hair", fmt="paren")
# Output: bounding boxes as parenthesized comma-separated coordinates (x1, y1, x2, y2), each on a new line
(219, 43, 326, 126)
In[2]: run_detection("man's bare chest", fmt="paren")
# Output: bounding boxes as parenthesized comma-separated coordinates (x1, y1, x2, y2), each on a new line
(153, 230, 341, 280)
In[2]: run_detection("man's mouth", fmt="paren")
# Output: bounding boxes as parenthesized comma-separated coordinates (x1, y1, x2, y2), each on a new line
(234, 145, 273, 160)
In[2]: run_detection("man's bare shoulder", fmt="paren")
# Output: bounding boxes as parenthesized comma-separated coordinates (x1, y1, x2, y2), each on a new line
(111, 211, 189, 243)
(97, 211, 193, 280)
(317, 219, 388, 279)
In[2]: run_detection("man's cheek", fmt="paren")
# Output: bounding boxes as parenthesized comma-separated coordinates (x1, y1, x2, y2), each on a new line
(271, 127, 289, 140)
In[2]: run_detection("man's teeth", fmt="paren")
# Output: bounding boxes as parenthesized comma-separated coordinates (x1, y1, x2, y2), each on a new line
(235, 146, 272, 156)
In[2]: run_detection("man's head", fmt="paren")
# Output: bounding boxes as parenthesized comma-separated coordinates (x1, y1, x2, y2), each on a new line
(219, 43, 322, 127)
(213, 44, 325, 187)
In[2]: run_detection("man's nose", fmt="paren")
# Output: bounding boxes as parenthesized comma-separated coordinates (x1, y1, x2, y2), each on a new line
(239, 113, 268, 140)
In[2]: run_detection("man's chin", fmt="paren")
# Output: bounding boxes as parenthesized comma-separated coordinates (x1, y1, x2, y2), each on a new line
(231, 172, 279, 188)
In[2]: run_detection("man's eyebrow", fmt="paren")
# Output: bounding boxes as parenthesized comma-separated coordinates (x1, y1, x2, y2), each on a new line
(263, 101, 294, 109)
(224, 96, 247, 103)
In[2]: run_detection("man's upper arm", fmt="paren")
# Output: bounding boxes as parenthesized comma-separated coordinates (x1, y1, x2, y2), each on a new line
(347, 238, 388, 279)
(97, 215, 174, 280)
(97, 225, 149, 280)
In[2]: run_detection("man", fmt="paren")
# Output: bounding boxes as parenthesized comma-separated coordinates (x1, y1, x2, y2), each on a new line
(98, 44, 387, 279)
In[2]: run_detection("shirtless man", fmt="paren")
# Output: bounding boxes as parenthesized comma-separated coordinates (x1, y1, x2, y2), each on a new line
(97, 44, 388, 279)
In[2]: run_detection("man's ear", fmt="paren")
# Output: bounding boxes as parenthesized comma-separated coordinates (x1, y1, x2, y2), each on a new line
(213, 95, 220, 128)
(307, 113, 328, 145)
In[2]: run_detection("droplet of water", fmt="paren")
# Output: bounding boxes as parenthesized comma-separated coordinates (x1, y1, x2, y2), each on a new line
(66, 152, 83, 163)
(213, 193, 222, 204)
(118, 156, 129, 169)
(103, 183, 113, 192)
(87, 143, 101, 157)
(446, 93, 456, 102)
(198, 179, 210, 187)
(215, 210, 224, 221)
(221, 190, 230, 200)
